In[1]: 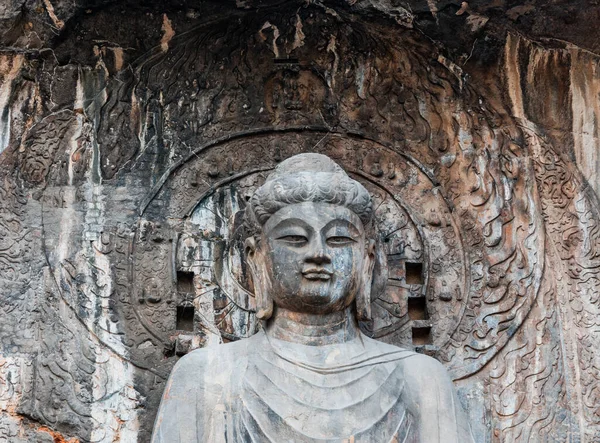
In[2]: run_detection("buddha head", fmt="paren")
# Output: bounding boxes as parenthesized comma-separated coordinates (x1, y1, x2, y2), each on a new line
(244, 153, 377, 321)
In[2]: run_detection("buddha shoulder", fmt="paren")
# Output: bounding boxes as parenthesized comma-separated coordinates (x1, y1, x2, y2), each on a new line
(165, 336, 257, 393)
(359, 336, 455, 395)
(401, 352, 454, 386)
(398, 351, 459, 413)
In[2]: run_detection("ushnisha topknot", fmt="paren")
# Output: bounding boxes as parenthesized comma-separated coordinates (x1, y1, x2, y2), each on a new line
(245, 153, 373, 233)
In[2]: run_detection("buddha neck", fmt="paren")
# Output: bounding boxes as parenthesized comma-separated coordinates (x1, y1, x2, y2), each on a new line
(266, 306, 360, 346)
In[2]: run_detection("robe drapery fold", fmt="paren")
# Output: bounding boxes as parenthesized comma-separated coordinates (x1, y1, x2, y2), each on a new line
(151, 331, 474, 443)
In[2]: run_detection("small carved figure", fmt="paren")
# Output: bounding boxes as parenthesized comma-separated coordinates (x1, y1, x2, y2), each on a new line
(151, 153, 474, 442)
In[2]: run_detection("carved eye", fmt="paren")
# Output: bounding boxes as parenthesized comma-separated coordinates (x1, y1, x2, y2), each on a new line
(277, 235, 308, 245)
(327, 236, 355, 245)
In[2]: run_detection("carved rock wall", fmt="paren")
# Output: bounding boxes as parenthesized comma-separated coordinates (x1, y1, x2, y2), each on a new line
(1, 1, 600, 442)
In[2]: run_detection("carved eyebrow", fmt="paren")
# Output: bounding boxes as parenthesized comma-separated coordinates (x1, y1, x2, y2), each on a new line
(267, 217, 313, 234)
(322, 219, 361, 236)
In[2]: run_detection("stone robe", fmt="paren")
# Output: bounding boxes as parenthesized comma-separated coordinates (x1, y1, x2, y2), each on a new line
(151, 330, 474, 442)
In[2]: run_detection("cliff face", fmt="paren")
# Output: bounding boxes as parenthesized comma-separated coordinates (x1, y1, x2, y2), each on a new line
(1, 2, 599, 442)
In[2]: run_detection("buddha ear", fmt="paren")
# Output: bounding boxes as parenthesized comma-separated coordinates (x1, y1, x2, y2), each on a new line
(245, 236, 274, 320)
(356, 239, 376, 321)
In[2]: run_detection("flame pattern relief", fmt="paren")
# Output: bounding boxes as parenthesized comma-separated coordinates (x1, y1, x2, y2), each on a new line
(0, 3, 599, 442)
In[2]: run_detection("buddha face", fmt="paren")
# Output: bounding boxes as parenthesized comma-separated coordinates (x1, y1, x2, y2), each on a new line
(248, 202, 374, 315)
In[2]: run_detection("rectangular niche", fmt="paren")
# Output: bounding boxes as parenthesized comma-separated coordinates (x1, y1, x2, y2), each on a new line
(411, 325, 432, 346)
(405, 262, 424, 285)
(176, 306, 195, 332)
(177, 271, 195, 293)
(407, 296, 428, 320)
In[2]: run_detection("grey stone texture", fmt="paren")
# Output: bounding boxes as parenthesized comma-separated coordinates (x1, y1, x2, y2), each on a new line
(151, 153, 475, 442)
(0, 1, 599, 442)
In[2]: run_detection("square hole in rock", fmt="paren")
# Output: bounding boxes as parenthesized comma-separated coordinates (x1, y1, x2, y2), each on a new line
(176, 306, 195, 332)
(177, 271, 194, 293)
(405, 262, 423, 284)
(412, 326, 432, 345)
(408, 297, 427, 320)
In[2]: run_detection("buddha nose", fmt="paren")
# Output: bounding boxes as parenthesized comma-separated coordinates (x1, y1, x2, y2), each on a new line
(306, 238, 332, 265)
(310, 250, 331, 265)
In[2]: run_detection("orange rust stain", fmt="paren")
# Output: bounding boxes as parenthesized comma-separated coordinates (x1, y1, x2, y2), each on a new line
(37, 426, 80, 443)
(112, 416, 126, 442)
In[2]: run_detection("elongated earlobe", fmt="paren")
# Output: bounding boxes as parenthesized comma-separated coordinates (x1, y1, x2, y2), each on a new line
(245, 237, 274, 320)
(356, 239, 376, 321)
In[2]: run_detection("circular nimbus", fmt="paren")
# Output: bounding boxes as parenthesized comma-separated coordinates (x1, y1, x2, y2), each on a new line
(131, 132, 467, 356)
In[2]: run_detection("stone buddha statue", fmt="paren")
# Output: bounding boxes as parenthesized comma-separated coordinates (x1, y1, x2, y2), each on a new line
(151, 153, 475, 443)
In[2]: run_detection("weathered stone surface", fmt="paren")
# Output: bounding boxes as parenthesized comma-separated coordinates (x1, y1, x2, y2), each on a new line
(0, 1, 599, 442)
(152, 153, 474, 442)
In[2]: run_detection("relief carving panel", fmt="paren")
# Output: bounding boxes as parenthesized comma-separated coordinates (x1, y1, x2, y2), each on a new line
(0, 2, 598, 442)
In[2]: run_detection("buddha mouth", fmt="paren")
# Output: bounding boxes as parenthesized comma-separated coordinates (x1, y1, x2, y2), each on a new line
(302, 269, 333, 280)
